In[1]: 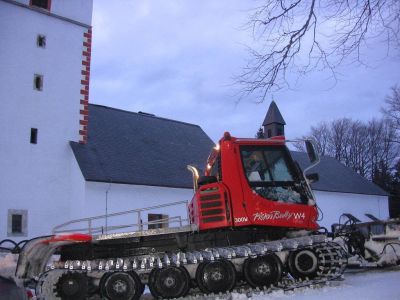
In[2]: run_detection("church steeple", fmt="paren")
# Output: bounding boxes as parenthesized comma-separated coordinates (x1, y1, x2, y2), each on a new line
(262, 101, 286, 138)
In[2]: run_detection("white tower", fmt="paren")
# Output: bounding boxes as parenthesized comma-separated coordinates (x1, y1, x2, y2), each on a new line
(0, 0, 93, 241)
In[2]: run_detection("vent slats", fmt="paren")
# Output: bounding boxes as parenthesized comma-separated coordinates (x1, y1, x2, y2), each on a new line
(201, 201, 222, 209)
(200, 194, 221, 201)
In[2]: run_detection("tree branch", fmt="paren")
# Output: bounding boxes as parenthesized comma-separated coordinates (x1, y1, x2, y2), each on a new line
(238, 0, 400, 102)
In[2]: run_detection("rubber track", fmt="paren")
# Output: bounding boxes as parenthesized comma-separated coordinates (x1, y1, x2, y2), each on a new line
(35, 236, 348, 299)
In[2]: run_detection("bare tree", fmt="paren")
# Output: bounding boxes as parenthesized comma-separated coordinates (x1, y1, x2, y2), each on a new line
(293, 122, 330, 156)
(383, 86, 400, 142)
(239, 0, 400, 101)
(346, 121, 370, 177)
(255, 127, 265, 138)
(328, 118, 352, 162)
(297, 117, 398, 181)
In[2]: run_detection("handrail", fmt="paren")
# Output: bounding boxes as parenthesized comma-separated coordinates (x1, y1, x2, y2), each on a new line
(52, 200, 189, 235)
(54, 216, 189, 235)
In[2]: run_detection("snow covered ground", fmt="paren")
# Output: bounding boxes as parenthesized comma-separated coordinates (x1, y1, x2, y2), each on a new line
(1, 252, 399, 299)
(241, 268, 400, 300)
(0, 253, 18, 281)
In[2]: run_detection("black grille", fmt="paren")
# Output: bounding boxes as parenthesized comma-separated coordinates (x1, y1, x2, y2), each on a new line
(200, 194, 221, 201)
(201, 209, 224, 216)
(201, 201, 222, 209)
(202, 216, 225, 223)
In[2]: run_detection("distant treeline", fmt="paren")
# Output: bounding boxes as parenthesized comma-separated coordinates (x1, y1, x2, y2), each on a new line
(295, 86, 400, 215)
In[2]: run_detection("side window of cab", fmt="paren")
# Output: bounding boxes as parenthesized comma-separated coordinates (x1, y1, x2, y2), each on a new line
(210, 155, 222, 180)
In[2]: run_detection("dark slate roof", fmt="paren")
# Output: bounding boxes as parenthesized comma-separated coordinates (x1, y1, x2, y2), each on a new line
(291, 151, 388, 196)
(263, 101, 286, 126)
(70, 104, 214, 189)
(70, 104, 387, 196)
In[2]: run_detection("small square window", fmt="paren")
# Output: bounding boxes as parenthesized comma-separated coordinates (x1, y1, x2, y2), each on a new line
(12, 215, 22, 234)
(30, 128, 38, 144)
(7, 209, 28, 237)
(34, 74, 43, 91)
(37, 35, 46, 48)
(148, 214, 169, 230)
(30, 0, 50, 10)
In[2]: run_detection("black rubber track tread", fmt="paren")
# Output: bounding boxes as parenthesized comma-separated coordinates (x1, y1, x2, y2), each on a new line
(100, 271, 143, 300)
(196, 260, 236, 294)
(288, 248, 319, 279)
(55, 271, 88, 300)
(148, 266, 191, 299)
(243, 254, 283, 288)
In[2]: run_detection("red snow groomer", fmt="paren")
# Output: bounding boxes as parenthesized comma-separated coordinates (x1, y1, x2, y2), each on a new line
(188, 132, 320, 232)
(16, 133, 347, 299)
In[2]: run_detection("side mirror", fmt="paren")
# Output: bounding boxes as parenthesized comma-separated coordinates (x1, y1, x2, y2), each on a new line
(305, 140, 318, 163)
(306, 173, 319, 183)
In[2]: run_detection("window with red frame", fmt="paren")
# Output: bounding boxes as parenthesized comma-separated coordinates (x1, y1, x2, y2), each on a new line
(30, 0, 51, 10)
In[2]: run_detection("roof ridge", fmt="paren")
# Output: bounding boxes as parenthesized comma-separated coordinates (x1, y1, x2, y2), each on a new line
(89, 103, 201, 128)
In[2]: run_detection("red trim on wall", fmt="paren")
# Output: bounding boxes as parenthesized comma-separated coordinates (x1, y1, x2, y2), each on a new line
(79, 27, 92, 144)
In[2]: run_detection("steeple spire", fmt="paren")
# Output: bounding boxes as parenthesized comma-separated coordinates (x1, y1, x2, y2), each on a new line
(262, 101, 286, 138)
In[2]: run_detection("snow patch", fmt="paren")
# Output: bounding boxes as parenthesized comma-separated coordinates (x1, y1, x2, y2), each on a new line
(250, 269, 400, 300)
(231, 292, 249, 300)
(0, 252, 18, 280)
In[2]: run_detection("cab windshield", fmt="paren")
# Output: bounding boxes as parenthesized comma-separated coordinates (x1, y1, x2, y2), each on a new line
(240, 145, 308, 204)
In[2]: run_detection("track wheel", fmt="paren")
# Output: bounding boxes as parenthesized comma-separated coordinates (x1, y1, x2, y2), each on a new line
(243, 254, 282, 288)
(100, 271, 143, 300)
(196, 260, 236, 294)
(148, 266, 190, 299)
(288, 248, 319, 279)
(55, 272, 88, 300)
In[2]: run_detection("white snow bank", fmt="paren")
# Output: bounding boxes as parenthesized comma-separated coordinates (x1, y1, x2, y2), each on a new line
(250, 268, 400, 300)
(0, 252, 18, 280)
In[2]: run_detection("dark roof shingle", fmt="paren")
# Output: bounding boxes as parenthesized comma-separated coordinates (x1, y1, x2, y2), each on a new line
(71, 104, 214, 188)
(263, 101, 286, 126)
(291, 151, 388, 196)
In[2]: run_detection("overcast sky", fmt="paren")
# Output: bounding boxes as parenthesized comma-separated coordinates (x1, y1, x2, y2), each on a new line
(90, 1, 400, 143)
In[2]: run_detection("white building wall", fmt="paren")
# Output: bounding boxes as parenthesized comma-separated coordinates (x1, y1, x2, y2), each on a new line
(315, 191, 389, 229)
(50, 0, 93, 25)
(11, 0, 92, 25)
(65, 182, 194, 234)
(28, 180, 390, 236)
(0, 0, 92, 241)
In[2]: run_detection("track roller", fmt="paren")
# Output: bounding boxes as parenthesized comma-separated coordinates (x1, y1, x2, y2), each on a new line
(243, 254, 282, 288)
(288, 248, 319, 279)
(148, 266, 191, 299)
(100, 271, 143, 300)
(55, 272, 88, 300)
(196, 260, 236, 294)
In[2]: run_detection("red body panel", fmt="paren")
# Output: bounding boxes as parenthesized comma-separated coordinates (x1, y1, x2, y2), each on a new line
(189, 182, 233, 230)
(189, 134, 319, 231)
(40, 233, 92, 244)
